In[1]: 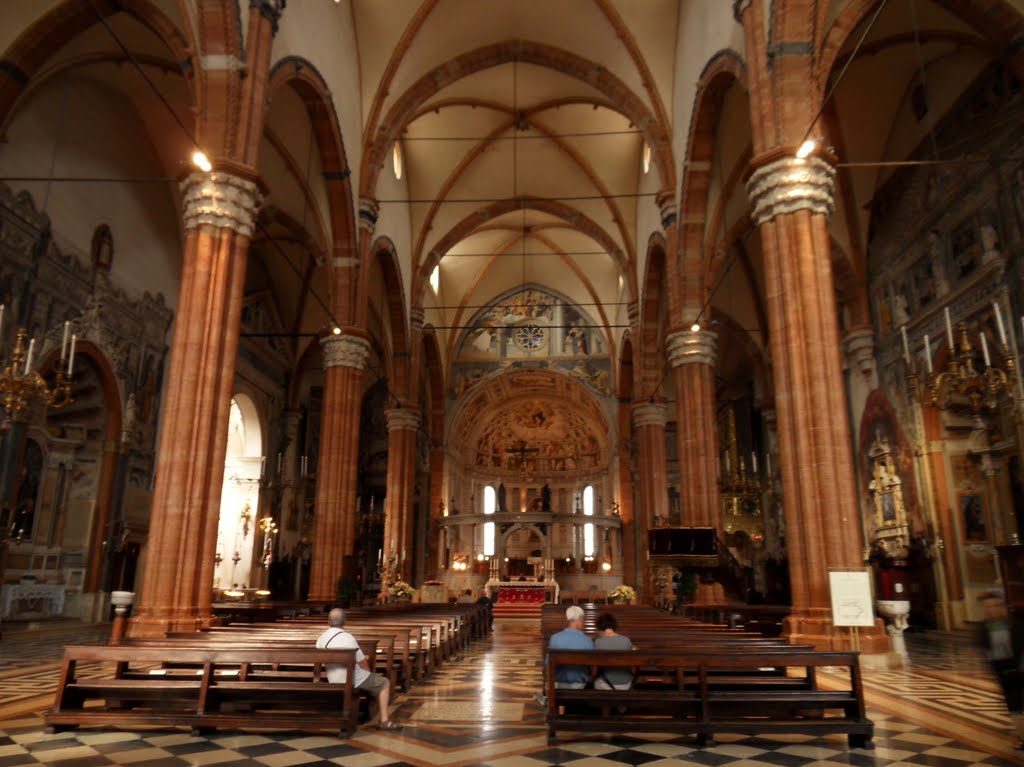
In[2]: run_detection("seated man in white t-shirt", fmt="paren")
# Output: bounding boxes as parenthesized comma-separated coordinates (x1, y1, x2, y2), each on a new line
(316, 608, 401, 730)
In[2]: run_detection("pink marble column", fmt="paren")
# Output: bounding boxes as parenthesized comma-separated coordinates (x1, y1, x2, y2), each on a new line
(382, 408, 420, 584)
(632, 401, 668, 599)
(307, 332, 370, 600)
(747, 151, 887, 652)
(131, 172, 261, 636)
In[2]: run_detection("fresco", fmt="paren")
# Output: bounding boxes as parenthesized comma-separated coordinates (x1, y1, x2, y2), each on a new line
(452, 286, 611, 398)
(473, 400, 603, 475)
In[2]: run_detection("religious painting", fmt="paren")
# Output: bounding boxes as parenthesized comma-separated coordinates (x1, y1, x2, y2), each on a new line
(960, 494, 987, 542)
(858, 391, 919, 529)
(451, 285, 610, 398)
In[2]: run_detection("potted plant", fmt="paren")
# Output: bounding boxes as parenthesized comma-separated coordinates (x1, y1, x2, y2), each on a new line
(387, 580, 416, 602)
(608, 584, 636, 604)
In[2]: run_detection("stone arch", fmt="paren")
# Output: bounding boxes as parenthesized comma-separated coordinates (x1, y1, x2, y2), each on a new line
(361, 40, 674, 201)
(267, 57, 358, 322)
(0, 0, 194, 135)
(677, 50, 748, 318)
(817, 0, 1024, 89)
(638, 233, 667, 399)
(364, 236, 409, 399)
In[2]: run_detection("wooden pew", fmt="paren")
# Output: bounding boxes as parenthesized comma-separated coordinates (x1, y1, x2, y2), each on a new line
(543, 649, 873, 748)
(46, 644, 362, 737)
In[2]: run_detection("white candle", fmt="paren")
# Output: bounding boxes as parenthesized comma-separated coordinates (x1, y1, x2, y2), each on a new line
(944, 307, 955, 350)
(923, 334, 933, 374)
(980, 333, 991, 368)
(0, 304, 4, 343)
(60, 321, 69, 361)
(766, 453, 771, 475)
(993, 302, 1007, 345)
(900, 325, 911, 363)
(67, 334, 76, 375)
(752, 452, 758, 474)
(24, 338, 35, 374)
(277, 453, 282, 473)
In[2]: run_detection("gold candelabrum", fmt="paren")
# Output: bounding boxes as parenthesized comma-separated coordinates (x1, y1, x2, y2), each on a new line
(906, 322, 1014, 413)
(258, 515, 278, 570)
(719, 457, 762, 498)
(1, 326, 76, 426)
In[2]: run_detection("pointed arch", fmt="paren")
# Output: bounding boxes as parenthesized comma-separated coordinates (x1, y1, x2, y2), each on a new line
(364, 236, 409, 400)
(677, 51, 748, 320)
(639, 232, 667, 399)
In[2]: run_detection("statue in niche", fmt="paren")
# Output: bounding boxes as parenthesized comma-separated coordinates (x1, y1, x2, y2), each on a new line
(541, 483, 552, 512)
(890, 290, 910, 326)
(497, 482, 507, 512)
(868, 432, 906, 534)
(981, 223, 1002, 264)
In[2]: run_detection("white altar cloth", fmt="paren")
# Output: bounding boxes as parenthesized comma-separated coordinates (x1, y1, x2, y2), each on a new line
(1, 583, 66, 618)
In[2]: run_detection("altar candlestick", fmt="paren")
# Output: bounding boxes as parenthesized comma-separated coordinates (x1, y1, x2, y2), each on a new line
(944, 307, 955, 350)
(993, 302, 1007, 345)
(923, 334, 933, 374)
(24, 338, 34, 374)
(60, 321, 69, 361)
(67, 335, 76, 374)
(981, 333, 991, 368)
(900, 325, 911, 363)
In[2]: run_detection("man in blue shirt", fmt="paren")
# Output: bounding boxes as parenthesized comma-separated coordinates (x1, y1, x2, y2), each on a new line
(536, 605, 594, 708)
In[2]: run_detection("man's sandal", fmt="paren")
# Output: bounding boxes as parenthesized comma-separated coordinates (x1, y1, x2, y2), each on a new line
(377, 720, 403, 730)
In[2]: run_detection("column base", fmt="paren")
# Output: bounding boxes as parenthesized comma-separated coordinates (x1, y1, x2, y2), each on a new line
(783, 609, 891, 654)
(128, 609, 209, 638)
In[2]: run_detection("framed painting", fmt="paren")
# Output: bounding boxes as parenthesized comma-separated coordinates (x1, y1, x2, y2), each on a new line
(960, 494, 987, 542)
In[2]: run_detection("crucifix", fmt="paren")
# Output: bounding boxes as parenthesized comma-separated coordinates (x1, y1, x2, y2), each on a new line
(508, 439, 540, 473)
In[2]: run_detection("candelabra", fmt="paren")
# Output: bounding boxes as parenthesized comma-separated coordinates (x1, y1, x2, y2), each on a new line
(906, 321, 1014, 413)
(719, 457, 762, 498)
(1, 325, 76, 428)
(258, 515, 278, 569)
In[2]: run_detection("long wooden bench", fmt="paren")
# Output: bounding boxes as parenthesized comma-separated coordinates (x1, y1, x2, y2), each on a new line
(543, 649, 873, 748)
(46, 644, 363, 737)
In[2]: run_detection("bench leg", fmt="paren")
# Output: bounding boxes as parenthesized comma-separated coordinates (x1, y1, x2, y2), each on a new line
(695, 732, 712, 748)
(45, 725, 76, 734)
(849, 733, 873, 749)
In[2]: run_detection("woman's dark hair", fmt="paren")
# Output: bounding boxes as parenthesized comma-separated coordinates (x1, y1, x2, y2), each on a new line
(595, 612, 618, 632)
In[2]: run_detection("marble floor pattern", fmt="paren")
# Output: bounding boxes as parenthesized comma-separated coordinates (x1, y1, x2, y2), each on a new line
(0, 619, 1021, 767)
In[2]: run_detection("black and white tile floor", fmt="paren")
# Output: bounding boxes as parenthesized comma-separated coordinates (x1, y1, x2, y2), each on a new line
(0, 621, 1020, 767)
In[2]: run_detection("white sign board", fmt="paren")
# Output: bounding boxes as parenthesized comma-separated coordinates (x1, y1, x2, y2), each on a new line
(828, 570, 875, 627)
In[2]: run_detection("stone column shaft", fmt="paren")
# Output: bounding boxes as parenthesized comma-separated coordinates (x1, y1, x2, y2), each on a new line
(131, 172, 261, 636)
(667, 329, 720, 529)
(382, 408, 420, 582)
(307, 332, 370, 600)
(427, 445, 445, 577)
(632, 402, 668, 598)
(748, 154, 886, 651)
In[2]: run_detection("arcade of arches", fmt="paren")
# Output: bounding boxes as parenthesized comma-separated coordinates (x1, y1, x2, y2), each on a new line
(2, 0, 1024, 656)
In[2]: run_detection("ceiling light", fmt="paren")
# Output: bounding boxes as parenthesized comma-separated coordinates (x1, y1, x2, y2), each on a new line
(191, 149, 212, 172)
(691, 322, 700, 332)
(796, 139, 816, 159)
(332, 326, 341, 335)
(642, 142, 651, 175)
(392, 141, 403, 180)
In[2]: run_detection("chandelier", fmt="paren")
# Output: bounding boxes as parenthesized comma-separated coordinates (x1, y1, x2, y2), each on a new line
(0, 311, 76, 428)
(904, 309, 1013, 413)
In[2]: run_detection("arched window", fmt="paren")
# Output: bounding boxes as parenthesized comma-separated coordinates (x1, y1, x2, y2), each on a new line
(583, 485, 595, 557)
(483, 485, 496, 556)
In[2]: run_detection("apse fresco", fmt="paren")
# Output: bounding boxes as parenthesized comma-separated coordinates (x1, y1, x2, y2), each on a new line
(452, 286, 611, 397)
(473, 400, 603, 474)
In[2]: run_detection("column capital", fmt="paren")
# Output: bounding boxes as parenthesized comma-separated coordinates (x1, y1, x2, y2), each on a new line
(733, 0, 751, 22)
(250, 0, 286, 33)
(320, 333, 371, 370)
(632, 401, 667, 429)
(359, 198, 380, 235)
(385, 407, 421, 433)
(841, 327, 876, 372)
(666, 328, 717, 368)
(410, 306, 425, 331)
(181, 172, 262, 237)
(746, 155, 835, 226)
(656, 187, 677, 230)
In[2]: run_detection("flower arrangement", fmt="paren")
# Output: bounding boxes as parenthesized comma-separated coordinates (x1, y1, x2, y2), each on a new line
(608, 584, 635, 602)
(388, 580, 416, 600)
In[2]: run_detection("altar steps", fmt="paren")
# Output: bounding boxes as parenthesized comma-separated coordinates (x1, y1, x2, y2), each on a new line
(492, 602, 544, 619)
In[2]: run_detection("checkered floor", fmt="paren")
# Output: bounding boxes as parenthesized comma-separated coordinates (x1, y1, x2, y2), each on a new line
(0, 620, 1020, 767)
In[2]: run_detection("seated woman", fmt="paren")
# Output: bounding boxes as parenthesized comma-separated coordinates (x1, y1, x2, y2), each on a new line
(593, 612, 633, 690)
